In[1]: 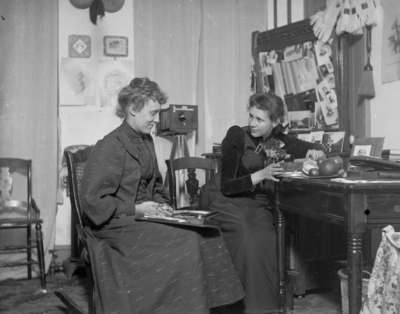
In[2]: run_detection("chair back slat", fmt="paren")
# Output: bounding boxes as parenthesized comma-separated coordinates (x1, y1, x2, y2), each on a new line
(165, 157, 216, 210)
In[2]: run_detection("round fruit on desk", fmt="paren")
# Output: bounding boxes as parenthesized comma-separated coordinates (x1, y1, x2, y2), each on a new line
(308, 168, 320, 177)
(315, 156, 326, 166)
(303, 160, 318, 174)
(331, 156, 344, 170)
(318, 158, 339, 176)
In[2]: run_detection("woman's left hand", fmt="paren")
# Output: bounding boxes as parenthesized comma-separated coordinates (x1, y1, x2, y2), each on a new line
(306, 149, 325, 161)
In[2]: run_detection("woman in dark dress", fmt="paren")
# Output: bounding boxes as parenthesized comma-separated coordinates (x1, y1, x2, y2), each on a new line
(200, 92, 325, 314)
(81, 77, 244, 314)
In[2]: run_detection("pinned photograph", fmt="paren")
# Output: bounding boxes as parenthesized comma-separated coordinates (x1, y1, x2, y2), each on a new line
(288, 110, 311, 130)
(284, 44, 303, 62)
(320, 99, 339, 126)
(314, 41, 331, 66)
(310, 131, 324, 143)
(320, 64, 330, 78)
(325, 60, 334, 73)
(297, 133, 311, 142)
(259, 52, 269, 71)
(314, 102, 326, 129)
(326, 73, 336, 89)
(353, 145, 372, 156)
(262, 71, 270, 92)
(303, 41, 314, 58)
(317, 80, 337, 109)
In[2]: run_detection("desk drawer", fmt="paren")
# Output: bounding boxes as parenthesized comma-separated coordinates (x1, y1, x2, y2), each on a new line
(366, 194, 400, 224)
(278, 187, 345, 219)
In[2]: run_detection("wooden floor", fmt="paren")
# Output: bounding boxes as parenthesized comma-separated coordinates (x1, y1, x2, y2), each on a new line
(0, 271, 343, 314)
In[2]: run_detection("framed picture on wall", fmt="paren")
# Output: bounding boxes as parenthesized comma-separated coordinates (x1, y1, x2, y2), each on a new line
(103, 36, 128, 57)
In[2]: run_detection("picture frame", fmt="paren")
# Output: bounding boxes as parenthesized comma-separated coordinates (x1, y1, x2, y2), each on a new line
(69, 35, 91, 58)
(103, 36, 128, 57)
(322, 131, 345, 153)
(352, 144, 372, 157)
(350, 137, 385, 157)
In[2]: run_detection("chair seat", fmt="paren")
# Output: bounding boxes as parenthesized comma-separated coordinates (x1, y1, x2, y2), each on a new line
(0, 200, 27, 208)
(0, 217, 43, 226)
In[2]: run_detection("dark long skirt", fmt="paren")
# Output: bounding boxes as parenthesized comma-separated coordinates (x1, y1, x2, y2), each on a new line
(87, 216, 245, 314)
(200, 179, 279, 313)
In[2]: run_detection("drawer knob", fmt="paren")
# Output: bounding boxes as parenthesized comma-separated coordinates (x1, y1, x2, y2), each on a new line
(394, 205, 400, 213)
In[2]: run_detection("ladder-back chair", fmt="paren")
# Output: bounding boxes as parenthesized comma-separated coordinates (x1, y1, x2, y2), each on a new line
(165, 157, 216, 210)
(0, 158, 46, 291)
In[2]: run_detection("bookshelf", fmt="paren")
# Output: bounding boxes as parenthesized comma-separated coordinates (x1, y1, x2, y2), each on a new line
(252, 19, 350, 296)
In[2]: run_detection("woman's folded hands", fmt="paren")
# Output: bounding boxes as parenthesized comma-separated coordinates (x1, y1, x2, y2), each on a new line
(136, 201, 173, 217)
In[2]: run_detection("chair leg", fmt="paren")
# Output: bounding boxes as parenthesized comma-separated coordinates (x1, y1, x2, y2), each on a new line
(54, 291, 88, 314)
(36, 223, 46, 291)
(27, 225, 32, 279)
(87, 265, 96, 314)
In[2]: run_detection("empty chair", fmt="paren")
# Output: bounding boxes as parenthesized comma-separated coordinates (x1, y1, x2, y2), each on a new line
(0, 158, 46, 291)
(165, 156, 216, 210)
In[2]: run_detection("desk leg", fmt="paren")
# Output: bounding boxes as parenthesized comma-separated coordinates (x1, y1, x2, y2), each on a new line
(276, 208, 286, 314)
(348, 233, 363, 314)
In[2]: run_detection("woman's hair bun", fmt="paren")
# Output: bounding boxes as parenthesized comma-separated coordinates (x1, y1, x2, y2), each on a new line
(130, 77, 145, 88)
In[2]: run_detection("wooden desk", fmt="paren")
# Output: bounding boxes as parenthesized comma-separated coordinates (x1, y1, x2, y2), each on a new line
(274, 177, 400, 314)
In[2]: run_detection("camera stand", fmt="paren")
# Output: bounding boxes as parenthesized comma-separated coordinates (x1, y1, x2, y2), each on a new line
(161, 133, 191, 191)
(169, 133, 190, 160)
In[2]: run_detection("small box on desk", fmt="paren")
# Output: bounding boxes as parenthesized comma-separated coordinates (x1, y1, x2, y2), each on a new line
(158, 104, 198, 134)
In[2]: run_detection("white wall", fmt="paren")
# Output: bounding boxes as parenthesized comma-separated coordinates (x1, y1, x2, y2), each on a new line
(57, 0, 134, 245)
(267, 0, 304, 29)
(370, 5, 400, 148)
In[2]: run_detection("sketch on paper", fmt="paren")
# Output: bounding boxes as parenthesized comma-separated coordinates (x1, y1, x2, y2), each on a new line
(98, 60, 134, 107)
(60, 58, 96, 105)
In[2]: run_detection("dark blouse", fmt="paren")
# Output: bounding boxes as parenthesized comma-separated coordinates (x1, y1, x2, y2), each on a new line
(220, 125, 325, 197)
(81, 120, 169, 227)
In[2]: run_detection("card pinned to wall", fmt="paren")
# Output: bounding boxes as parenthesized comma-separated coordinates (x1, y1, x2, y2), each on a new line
(303, 41, 314, 58)
(284, 44, 303, 62)
(60, 58, 97, 106)
(310, 131, 324, 143)
(297, 133, 311, 142)
(314, 41, 332, 66)
(320, 99, 339, 126)
(317, 79, 337, 109)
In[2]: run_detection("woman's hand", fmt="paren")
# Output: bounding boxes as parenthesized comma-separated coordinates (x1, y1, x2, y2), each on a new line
(306, 149, 325, 161)
(136, 201, 173, 217)
(252, 162, 284, 184)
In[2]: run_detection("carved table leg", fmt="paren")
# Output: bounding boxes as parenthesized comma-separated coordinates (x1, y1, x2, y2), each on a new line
(276, 208, 286, 314)
(348, 233, 363, 314)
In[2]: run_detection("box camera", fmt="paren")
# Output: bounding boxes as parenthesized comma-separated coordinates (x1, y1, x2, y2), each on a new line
(158, 105, 198, 134)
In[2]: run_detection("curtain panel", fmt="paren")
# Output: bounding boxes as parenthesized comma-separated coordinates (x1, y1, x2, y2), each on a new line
(0, 0, 58, 280)
(133, 0, 268, 179)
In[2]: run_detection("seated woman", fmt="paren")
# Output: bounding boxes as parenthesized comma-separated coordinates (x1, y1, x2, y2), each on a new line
(200, 92, 325, 314)
(81, 77, 244, 314)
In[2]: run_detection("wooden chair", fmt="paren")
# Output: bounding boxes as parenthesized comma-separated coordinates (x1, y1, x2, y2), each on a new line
(54, 146, 96, 314)
(0, 158, 46, 291)
(165, 157, 216, 210)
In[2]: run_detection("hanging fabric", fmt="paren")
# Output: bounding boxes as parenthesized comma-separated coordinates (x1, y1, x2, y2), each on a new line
(360, 225, 400, 314)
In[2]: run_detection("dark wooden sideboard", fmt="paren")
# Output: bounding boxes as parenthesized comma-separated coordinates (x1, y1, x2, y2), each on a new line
(274, 177, 400, 314)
